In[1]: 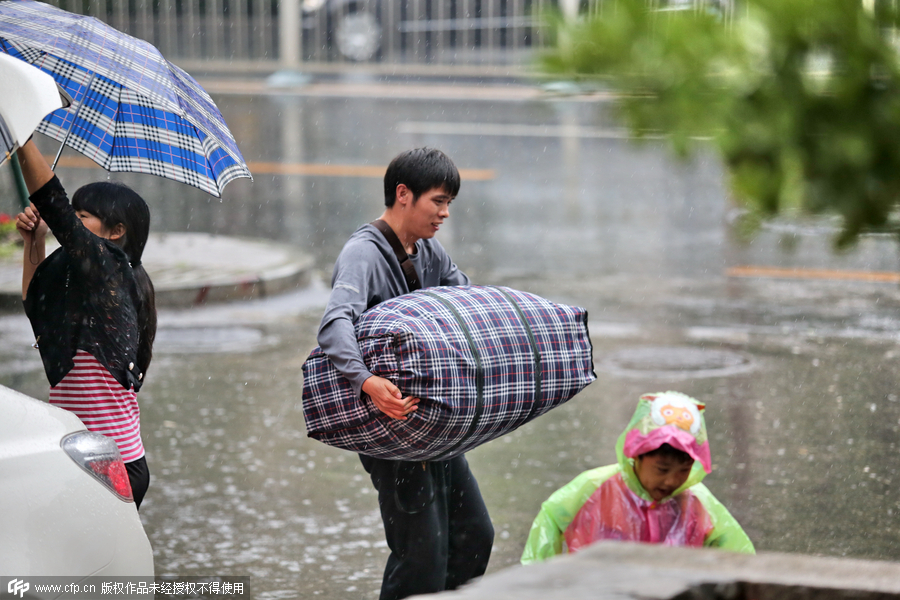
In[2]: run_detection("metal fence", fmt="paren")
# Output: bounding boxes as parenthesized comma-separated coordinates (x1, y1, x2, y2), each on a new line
(47, 0, 279, 62)
(40, 0, 728, 71)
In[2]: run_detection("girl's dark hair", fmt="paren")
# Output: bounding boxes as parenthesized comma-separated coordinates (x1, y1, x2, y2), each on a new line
(641, 443, 693, 464)
(73, 181, 157, 376)
(383, 147, 461, 206)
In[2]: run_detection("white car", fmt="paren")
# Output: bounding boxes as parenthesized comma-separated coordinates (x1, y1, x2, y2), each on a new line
(0, 384, 153, 581)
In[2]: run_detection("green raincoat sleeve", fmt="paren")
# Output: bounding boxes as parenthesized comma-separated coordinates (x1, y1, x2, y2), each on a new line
(689, 483, 755, 554)
(520, 464, 620, 564)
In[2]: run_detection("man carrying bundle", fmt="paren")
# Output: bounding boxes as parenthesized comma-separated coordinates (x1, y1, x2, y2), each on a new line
(316, 148, 494, 600)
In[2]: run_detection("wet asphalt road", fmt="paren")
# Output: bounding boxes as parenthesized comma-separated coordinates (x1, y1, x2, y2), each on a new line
(2, 75, 900, 598)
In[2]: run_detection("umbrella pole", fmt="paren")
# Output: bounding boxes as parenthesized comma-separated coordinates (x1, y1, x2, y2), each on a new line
(10, 153, 30, 209)
(51, 70, 96, 171)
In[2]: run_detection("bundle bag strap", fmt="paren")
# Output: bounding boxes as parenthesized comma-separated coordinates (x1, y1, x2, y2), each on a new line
(371, 219, 421, 292)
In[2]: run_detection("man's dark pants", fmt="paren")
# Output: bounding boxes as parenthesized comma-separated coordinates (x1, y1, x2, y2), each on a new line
(359, 454, 494, 600)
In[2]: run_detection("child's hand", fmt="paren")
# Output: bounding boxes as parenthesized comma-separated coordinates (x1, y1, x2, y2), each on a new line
(16, 204, 48, 243)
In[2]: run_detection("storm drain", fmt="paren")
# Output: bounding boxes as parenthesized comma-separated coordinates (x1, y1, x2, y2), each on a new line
(154, 326, 276, 354)
(598, 346, 753, 380)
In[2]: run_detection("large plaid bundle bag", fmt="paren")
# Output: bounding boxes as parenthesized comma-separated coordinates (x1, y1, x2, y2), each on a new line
(302, 285, 595, 461)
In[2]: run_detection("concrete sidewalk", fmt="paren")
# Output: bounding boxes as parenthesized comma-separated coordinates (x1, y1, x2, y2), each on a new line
(432, 542, 900, 600)
(0, 232, 315, 310)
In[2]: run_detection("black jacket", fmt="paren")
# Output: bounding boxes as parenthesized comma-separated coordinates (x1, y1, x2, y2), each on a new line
(24, 177, 144, 391)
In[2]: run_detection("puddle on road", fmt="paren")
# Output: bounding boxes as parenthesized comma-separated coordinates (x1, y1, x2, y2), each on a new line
(154, 326, 278, 354)
(3, 274, 900, 598)
(131, 278, 900, 596)
(599, 346, 754, 379)
(3, 88, 899, 597)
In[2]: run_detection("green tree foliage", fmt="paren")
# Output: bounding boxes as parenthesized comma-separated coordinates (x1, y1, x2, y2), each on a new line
(541, 0, 900, 246)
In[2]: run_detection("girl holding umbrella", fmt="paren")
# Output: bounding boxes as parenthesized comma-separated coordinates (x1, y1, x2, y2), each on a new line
(15, 139, 157, 509)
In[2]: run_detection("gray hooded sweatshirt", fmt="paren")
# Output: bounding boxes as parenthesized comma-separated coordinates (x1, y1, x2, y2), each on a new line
(317, 223, 469, 397)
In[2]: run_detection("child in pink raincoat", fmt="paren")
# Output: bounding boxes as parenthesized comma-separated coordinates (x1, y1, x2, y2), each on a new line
(521, 391, 754, 563)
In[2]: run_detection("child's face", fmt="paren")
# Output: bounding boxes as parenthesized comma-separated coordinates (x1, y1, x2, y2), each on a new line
(76, 210, 123, 241)
(76, 210, 112, 239)
(633, 454, 694, 501)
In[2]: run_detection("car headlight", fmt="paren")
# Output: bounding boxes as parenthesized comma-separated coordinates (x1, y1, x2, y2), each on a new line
(62, 431, 134, 502)
(302, 0, 326, 12)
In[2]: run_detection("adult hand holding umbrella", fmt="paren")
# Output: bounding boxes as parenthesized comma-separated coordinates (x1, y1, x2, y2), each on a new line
(0, 0, 252, 197)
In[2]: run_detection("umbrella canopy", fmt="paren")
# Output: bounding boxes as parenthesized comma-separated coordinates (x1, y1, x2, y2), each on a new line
(0, 51, 71, 166)
(0, 0, 252, 197)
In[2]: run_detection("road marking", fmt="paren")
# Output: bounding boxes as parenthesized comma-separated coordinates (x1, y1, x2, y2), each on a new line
(727, 265, 900, 283)
(247, 161, 495, 180)
(398, 121, 658, 139)
(47, 155, 495, 181)
(196, 79, 554, 101)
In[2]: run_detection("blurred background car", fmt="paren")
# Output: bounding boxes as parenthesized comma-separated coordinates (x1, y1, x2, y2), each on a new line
(0, 384, 154, 578)
(301, 0, 543, 63)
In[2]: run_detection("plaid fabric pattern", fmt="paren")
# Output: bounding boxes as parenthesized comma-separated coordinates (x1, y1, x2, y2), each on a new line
(302, 285, 596, 461)
(0, 0, 251, 197)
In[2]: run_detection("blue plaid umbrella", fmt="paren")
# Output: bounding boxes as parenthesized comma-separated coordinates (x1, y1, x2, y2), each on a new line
(0, 0, 252, 197)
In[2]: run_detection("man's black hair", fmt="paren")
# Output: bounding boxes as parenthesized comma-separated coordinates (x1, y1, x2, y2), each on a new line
(640, 443, 693, 464)
(383, 147, 461, 207)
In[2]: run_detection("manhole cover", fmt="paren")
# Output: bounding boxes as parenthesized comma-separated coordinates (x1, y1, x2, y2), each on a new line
(155, 326, 275, 354)
(599, 346, 753, 379)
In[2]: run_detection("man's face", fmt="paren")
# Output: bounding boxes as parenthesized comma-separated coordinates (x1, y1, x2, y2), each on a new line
(406, 186, 453, 241)
(633, 454, 694, 502)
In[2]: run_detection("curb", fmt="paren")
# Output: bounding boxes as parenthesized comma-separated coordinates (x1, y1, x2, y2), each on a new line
(0, 232, 316, 310)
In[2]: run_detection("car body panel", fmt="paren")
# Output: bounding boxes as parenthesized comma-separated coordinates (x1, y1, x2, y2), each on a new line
(0, 385, 153, 577)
